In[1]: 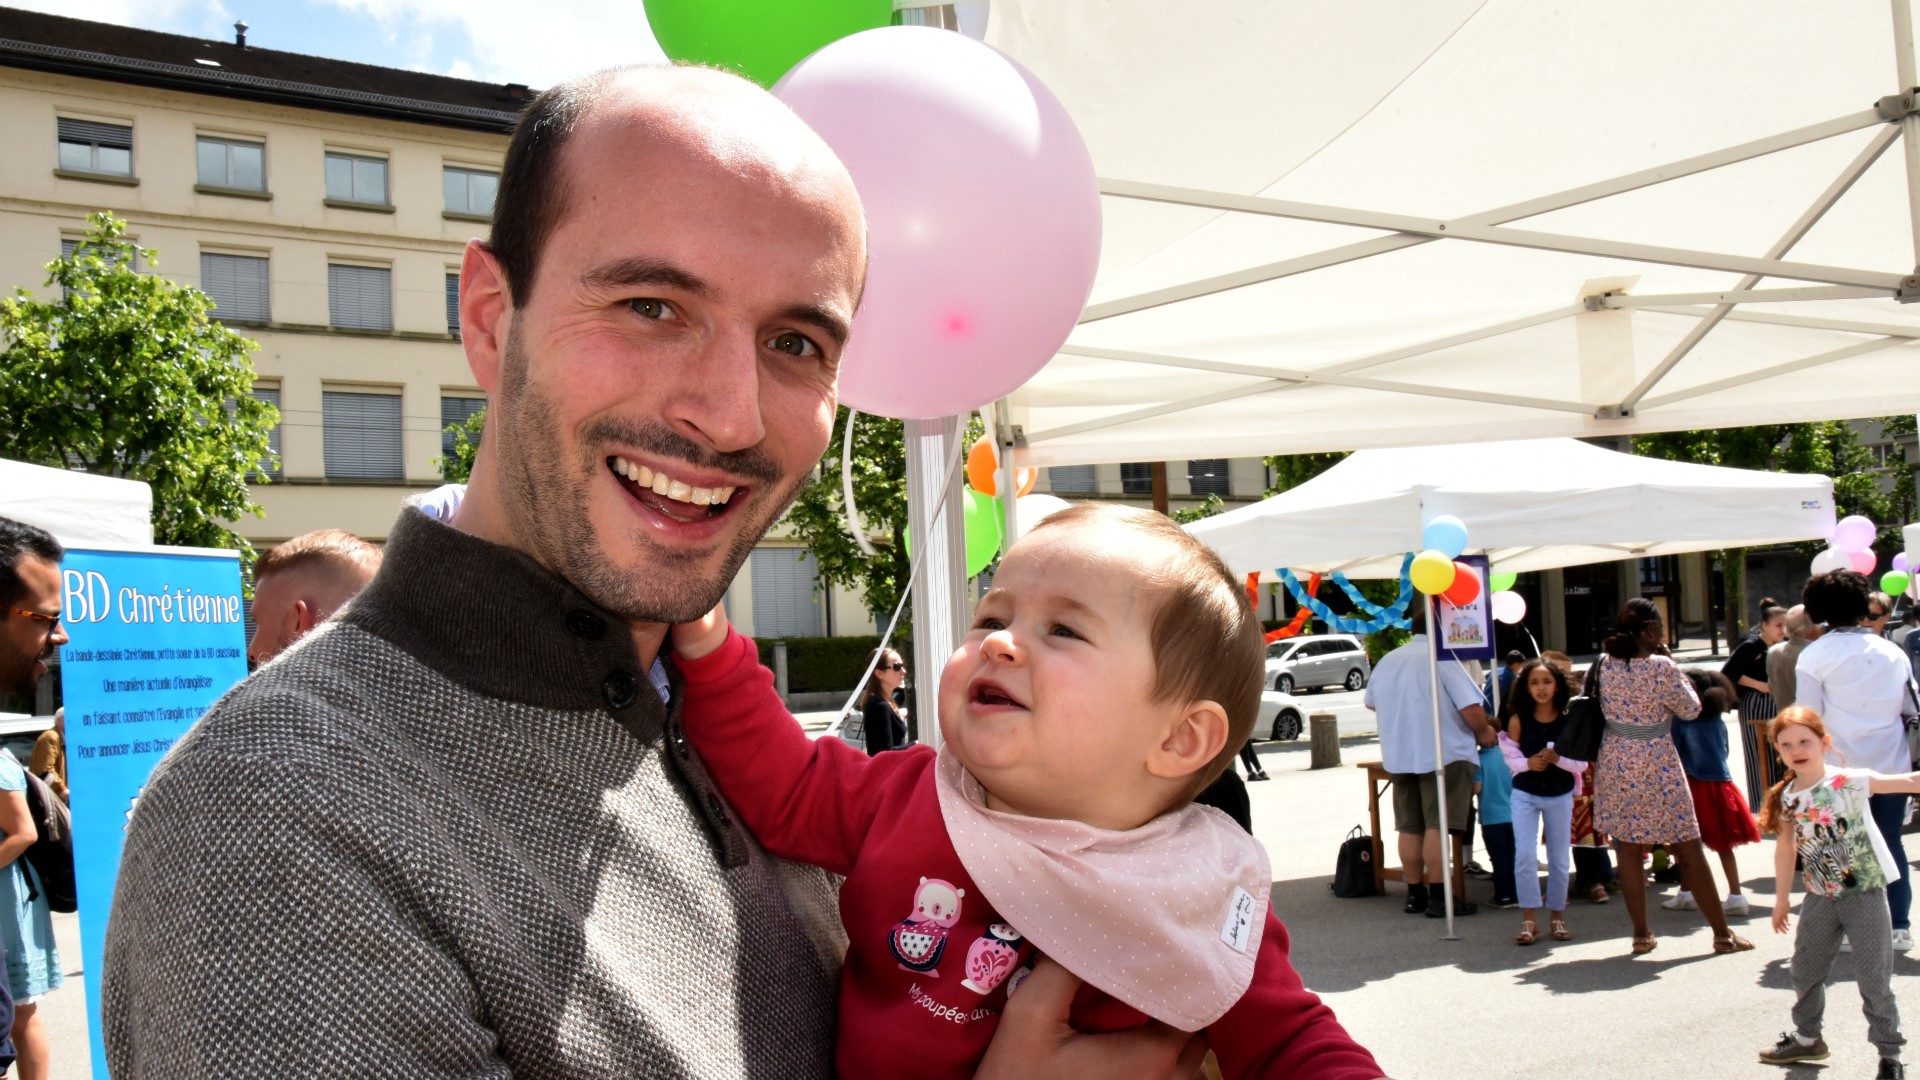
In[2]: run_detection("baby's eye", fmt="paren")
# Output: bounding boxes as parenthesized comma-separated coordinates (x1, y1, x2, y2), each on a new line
(1049, 623, 1081, 640)
(972, 616, 1006, 632)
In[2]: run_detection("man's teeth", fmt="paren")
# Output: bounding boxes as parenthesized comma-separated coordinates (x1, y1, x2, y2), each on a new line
(612, 457, 735, 506)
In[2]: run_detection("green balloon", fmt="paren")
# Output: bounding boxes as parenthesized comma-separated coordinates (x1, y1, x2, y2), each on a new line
(1490, 571, 1517, 592)
(645, 0, 894, 87)
(903, 489, 1003, 579)
(1882, 570, 1911, 597)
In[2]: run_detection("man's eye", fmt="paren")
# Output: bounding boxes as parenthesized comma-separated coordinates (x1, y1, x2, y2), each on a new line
(766, 330, 821, 358)
(628, 298, 672, 320)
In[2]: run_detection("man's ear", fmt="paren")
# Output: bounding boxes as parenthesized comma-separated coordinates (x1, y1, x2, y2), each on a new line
(460, 239, 513, 393)
(1147, 701, 1230, 782)
(291, 598, 318, 635)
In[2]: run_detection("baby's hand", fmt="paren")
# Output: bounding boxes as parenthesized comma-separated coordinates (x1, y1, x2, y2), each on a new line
(672, 604, 731, 661)
(1771, 899, 1791, 935)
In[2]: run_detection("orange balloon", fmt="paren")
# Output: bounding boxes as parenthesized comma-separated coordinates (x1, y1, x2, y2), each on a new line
(965, 437, 1037, 496)
(1441, 562, 1481, 607)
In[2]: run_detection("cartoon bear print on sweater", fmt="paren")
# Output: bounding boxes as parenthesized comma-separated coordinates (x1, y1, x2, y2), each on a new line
(890, 876, 966, 975)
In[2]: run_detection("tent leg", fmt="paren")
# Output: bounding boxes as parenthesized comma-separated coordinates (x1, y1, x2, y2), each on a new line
(1427, 596, 1459, 941)
(992, 398, 1020, 544)
(905, 417, 969, 749)
(1895, 0, 1920, 267)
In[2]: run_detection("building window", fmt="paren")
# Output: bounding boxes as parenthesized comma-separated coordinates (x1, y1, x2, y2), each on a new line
(1048, 465, 1096, 493)
(440, 394, 486, 474)
(445, 273, 461, 338)
(200, 252, 270, 323)
(323, 390, 403, 480)
(197, 136, 264, 191)
(252, 384, 282, 479)
(57, 118, 132, 176)
(1187, 458, 1231, 497)
(328, 264, 392, 331)
(1120, 462, 1153, 495)
(749, 548, 825, 638)
(443, 166, 498, 218)
(324, 151, 388, 206)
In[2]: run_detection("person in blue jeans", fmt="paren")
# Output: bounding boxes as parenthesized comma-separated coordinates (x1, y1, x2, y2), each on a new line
(1476, 734, 1517, 910)
(1502, 660, 1583, 945)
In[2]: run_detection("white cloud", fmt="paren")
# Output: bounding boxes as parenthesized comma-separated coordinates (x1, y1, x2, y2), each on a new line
(9, 0, 233, 39)
(311, 0, 667, 88)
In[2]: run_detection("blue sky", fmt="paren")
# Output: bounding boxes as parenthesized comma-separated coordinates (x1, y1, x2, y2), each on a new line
(13, 0, 668, 87)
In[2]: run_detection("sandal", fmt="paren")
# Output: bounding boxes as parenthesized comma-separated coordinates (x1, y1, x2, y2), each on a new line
(1515, 920, 1537, 946)
(1550, 919, 1572, 941)
(1631, 933, 1658, 955)
(1587, 885, 1610, 904)
(1713, 933, 1755, 954)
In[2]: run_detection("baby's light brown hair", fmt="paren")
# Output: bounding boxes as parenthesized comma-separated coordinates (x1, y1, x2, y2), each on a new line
(1026, 504, 1265, 806)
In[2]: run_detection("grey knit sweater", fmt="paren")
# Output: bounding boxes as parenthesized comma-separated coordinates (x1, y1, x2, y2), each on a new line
(103, 510, 844, 1078)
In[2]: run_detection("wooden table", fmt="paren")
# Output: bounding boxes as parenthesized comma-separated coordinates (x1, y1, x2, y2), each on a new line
(1358, 761, 1466, 897)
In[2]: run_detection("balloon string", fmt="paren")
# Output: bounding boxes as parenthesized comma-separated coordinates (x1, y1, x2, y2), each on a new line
(825, 439, 968, 738)
(840, 409, 877, 557)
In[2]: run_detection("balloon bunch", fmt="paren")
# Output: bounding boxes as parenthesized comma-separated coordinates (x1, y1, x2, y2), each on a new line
(1410, 516, 1481, 607)
(1811, 515, 1884, 583)
(954, 438, 1073, 576)
(1891, 550, 1914, 599)
(1275, 555, 1416, 635)
(1488, 570, 1528, 625)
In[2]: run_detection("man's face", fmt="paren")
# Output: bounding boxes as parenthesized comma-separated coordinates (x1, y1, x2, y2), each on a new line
(3, 556, 67, 697)
(478, 91, 864, 623)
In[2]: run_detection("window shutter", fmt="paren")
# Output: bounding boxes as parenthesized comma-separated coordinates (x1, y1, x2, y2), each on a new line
(749, 548, 824, 638)
(252, 385, 282, 478)
(445, 273, 461, 337)
(1048, 465, 1095, 493)
(201, 253, 270, 322)
(323, 391, 403, 479)
(439, 395, 485, 460)
(1187, 458, 1230, 497)
(57, 119, 132, 148)
(328, 264, 391, 330)
(1120, 462, 1153, 495)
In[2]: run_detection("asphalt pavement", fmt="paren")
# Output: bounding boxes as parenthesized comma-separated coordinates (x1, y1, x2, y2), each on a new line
(38, 707, 1920, 1079)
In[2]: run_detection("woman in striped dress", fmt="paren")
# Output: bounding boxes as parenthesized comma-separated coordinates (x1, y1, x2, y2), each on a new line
(1723, 600, 1786, 808)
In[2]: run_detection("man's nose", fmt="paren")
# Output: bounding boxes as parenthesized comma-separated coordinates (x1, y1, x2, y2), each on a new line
(49, 624, 68, 649)
(666, 329, 767, 454)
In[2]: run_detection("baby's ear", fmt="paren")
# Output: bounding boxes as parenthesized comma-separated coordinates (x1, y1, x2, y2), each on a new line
(1147, 700, 1229, 782)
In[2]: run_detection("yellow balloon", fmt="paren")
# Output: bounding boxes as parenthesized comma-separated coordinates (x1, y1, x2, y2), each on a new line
(1410, 550, 1457, 595)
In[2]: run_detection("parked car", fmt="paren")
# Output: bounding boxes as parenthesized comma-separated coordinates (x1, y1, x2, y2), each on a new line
(1257, 690, 1306, 741)
(1262, 634, 1371, 694)
(0, 713, 51, 771)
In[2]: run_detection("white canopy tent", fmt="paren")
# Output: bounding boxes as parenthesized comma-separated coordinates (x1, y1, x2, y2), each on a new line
(1186, 438, 1836, 581)
(0, 459, 152, 548)
(982, 1, 1920, 465)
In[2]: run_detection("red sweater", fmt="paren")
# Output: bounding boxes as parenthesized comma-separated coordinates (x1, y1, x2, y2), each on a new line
(678, 631, 1383, 1079)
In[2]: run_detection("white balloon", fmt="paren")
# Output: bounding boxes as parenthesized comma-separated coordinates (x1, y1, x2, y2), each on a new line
(1810, 547, 1849, 576)
(1491, 590, 1527, 625)
(1008, 493, 1072, 543)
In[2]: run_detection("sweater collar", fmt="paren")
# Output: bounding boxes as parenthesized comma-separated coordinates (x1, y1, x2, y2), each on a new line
(341, 508, 673, 735)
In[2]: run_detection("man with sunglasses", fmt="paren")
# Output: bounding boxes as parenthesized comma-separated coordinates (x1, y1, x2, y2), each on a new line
(1, 518, 65, 708)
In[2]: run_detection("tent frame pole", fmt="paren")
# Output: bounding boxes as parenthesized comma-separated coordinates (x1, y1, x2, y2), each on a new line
(905, 417, 969, 749)
(1640, 337, 1912, 410)
(1425, 594, 1459, 941)
(1597, 284, 1893, 308)
(1893, 0, 1920, 268)
(1081, 108, 1887, 324)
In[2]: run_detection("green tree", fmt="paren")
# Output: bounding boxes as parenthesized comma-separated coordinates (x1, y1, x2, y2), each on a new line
(436, 408, 485, 482)
(0, 212, 276, 556)
(784, 410, 985, 630)
(1636, 420, 1901, 641)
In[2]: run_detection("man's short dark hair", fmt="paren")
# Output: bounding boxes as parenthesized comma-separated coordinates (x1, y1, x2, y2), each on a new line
(1802, 569, 1870, 628)
(486, 67, 637, 305)
(0, 517, 63, 608)
(1503, 649, 1526, 666)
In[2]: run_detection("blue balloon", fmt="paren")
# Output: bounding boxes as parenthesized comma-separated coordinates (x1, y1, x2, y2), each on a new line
(1422, 515, 1468, 559)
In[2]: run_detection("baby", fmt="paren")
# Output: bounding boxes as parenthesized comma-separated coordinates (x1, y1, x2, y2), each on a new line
(671, 503, 1380, 1079)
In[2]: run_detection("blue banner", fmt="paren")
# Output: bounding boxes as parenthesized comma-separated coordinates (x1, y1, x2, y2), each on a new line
(1433, 553, 1496, 663)
(57, 547, 247, 1080)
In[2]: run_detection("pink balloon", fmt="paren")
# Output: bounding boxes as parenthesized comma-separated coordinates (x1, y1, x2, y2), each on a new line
(1848, 548, 1877, 575)
(1491, 590, 1527, 625)
(1833, 514, 1877, 554)
(776, 27, 1101, 420)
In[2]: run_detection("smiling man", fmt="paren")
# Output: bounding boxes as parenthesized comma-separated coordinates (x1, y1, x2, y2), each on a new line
(103, 66, 867, 1077)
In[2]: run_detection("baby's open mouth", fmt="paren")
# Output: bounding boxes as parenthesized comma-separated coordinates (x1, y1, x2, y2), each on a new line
(609, 456, 741, 522)
(969, 679, 1024, 709)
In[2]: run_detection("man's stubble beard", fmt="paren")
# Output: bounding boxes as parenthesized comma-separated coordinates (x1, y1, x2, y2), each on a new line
(492, 325, 808, 623)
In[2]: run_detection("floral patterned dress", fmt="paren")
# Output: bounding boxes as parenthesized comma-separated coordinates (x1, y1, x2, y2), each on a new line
(1591, 654, 1702, 845)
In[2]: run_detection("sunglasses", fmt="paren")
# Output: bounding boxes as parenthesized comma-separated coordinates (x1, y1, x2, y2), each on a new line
(883, 662, 907, 672)
(1870, 609, 1888, 619)
(10, 608, 60, 629)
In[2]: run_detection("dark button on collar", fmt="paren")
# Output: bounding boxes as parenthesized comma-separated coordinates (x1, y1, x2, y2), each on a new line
(603, 670, 639, 709)
(704, 790, 731, 827)
(668, 721, 691, 759)
(566, 610, 607, 640)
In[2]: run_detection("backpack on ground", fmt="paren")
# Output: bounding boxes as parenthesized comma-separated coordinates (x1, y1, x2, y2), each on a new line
(1330, 825, 1377, 898)
(19, 770, 74, 914)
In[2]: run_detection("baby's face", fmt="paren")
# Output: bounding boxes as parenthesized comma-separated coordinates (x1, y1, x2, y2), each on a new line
(938, 520, 1188, 830)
